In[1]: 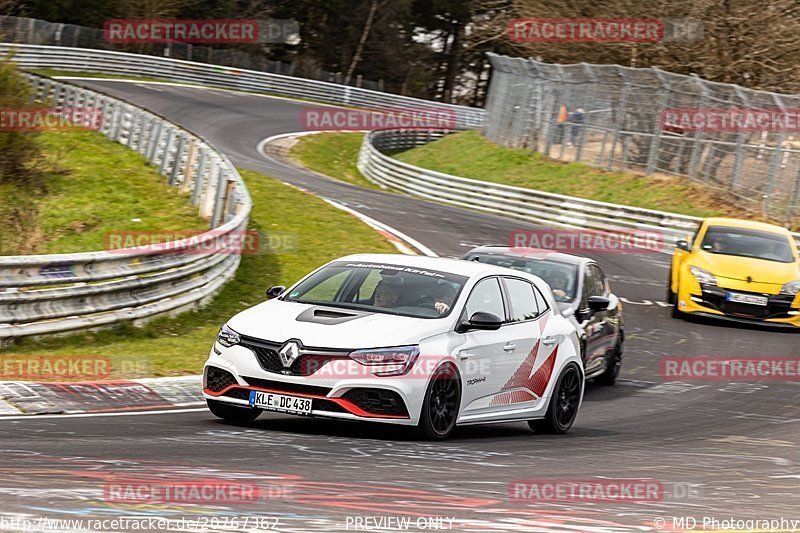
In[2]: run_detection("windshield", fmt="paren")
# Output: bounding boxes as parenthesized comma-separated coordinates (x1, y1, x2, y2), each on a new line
(283, 261, 468, 319)
(466, 253, 578, 302)
(700, 226, 795, 263)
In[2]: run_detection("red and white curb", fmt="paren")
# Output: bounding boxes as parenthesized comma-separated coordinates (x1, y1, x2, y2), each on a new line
(0, 375, 203, 417)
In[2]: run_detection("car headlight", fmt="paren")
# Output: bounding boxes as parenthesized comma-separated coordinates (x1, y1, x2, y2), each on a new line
(689, 266, 717, 286)
(216, 324, 241, 347)
(349, 345, 420, 377)
(780, 280, 800, 296)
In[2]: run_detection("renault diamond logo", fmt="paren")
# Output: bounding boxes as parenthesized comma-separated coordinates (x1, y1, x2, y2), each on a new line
(279, 341, 302, 368)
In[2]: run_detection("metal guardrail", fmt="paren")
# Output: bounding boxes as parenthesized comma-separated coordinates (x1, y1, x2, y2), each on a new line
(0, 73, 252, 340)
(0, 44, 485, 129)
(358, 129, 800, 249)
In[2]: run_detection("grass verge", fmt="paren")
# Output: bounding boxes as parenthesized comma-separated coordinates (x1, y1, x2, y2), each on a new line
(0, 130, 206, 255)
(3, 169, 397, 378)
(289, 132, 378, 190)
(292, 130, 770, 221)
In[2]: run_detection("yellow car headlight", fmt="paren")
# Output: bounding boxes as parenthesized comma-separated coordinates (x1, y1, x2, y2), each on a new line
(780, 280, 800, 296)
(689, 266, 717, 286)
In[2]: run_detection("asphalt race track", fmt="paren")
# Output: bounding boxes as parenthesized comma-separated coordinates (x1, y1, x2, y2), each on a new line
(1, 80, 798, 532)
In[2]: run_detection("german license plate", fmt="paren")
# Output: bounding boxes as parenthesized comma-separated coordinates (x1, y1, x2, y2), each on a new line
(726, 292, 768, 306)
(248, 391, 313, 415)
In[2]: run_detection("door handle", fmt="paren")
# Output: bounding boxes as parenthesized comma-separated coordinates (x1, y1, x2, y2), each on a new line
(459, 352, 474, 360)
(542, 336, 558, 346)
(503, 343, 516, 352)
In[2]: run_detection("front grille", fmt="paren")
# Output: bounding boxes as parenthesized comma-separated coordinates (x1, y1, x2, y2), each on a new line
(342, 388, 409, 417)
(238, 335, 348, 376)
(205, 366, 237, 393)
(242, 376, 332, 397)
(697, 288, 795, 320)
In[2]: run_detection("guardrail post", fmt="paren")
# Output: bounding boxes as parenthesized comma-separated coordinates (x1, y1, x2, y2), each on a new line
(146, 120, 164, 162)
(181, 140, 199, 194)
(126, 110, 140, 148)
(169, 134, 187, 186)
(192, 149, 209, 205)
(211, 169, 228, 228)
(158, 129, 176, 175)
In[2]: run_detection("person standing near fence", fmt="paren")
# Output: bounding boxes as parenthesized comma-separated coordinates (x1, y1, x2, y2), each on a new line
(556, 104, 568, 144)
(568, 107, 585, 147)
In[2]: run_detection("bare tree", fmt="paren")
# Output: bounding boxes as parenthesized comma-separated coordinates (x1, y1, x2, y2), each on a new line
(344, 0, 379, 86)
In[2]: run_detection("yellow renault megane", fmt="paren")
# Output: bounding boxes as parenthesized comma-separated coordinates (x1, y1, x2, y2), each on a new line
(668, 218, 800, 328)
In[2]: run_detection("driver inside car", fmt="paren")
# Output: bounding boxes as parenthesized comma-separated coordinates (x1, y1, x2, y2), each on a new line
(431, 283, 457, 315)
(372, 281, 400, 308)
(548, 273, 569, 300)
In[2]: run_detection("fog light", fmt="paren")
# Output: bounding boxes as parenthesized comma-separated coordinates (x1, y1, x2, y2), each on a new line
(789, 310, 800, 316)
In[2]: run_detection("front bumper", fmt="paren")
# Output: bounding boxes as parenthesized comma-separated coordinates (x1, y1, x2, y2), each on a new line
(677, 284, 800, 328)
(203, 345, 423, 425)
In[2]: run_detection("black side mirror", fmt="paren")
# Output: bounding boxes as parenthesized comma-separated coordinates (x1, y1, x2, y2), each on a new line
(587, 295, 610, 312)
(266, 285, 286, 299)
(457, 311, 503, 333)
(676, 240, 691, 251)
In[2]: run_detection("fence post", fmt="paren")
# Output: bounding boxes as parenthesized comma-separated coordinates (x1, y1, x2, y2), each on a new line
(687, 76, 708, 180)
(606, 68, 630, 170)
(575, 63, 597, 163)
(645, 69, 671, 174)
(729, 86, 750, 192)
(764, 93, 788, 217)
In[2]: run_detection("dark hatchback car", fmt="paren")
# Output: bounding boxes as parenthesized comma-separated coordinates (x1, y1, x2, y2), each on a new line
(463, 246, 624, 385)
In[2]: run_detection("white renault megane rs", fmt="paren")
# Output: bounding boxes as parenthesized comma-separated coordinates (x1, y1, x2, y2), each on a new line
(203, 254, 584, 439)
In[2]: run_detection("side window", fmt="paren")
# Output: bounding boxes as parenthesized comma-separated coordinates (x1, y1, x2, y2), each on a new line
(581, 266, 593, 307)
(465, 278, 505, 320)
(533, 285, 550, 315)
(504, 278, 539, 322)
(590, 265, 608, 296)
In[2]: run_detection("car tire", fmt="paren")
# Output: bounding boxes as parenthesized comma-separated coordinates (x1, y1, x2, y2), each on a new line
(667, 268, 677, 305)
(417, 363, 461, 440)
(207, 399, 261, 423)
(671, 300, 683, 318)
(596, 343, 622, 386)
(528, 362, 582, 434)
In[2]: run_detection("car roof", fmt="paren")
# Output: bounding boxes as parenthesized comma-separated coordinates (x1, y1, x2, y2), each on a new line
(462, 246, 592, 266)
(703, 217, 791, 235)
(336, 253, 527, 278)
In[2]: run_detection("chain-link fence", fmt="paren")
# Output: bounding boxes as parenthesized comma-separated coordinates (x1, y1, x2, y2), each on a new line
(0, 16, 387, 92)
(483, 52, 800, 224)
